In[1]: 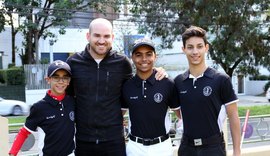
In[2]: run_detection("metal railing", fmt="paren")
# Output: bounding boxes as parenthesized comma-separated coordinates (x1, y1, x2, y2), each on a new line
(9, 114, 270, 153)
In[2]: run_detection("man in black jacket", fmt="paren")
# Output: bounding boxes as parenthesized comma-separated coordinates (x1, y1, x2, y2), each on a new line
(67, 18, 166, 156)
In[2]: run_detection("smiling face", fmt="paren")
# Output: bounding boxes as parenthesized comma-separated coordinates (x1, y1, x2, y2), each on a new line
(132, 45, 156, 79)
(87, 18, 114, 59)
(46, 69, 71, 96)
(182, 36, 209, 68)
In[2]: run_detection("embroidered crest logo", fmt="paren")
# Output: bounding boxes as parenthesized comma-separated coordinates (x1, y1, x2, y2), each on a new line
(203, 86, 212, 96)
(154, 93, 163, 103)
(69, 111, 75, 121)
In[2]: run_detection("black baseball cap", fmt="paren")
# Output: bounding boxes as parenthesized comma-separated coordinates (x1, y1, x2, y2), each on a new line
(47, 60, 71, 77)
(132, 38, 155, 54)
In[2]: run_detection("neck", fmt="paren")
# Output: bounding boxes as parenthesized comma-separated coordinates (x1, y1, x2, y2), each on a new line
(136, 70, 153, 80)
(88, 45, 106, 60)
(189, 64, 208, 77)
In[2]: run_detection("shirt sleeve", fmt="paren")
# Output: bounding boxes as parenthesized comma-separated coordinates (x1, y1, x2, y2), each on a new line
(220, 76, 238, 105)
(24, 104, 43, 132)
(168, 79, 180, 109)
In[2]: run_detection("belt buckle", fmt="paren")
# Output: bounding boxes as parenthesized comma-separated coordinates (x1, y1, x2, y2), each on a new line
(142, 139, 152, 146)
(194, 138, 202, 146)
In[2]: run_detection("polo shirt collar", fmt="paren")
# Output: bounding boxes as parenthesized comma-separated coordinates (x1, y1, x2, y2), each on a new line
(183, 67, 215, 80)
(44, 92, 61, 106)
(133, 70, 156, 87)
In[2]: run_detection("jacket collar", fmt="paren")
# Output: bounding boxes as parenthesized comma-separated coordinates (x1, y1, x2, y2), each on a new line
(82, 44, 114, 61)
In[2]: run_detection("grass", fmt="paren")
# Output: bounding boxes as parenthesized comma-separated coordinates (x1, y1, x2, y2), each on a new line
(238, 105, 270, 117)
(6, 105, 270, 131)
(7, 116, 27, 132)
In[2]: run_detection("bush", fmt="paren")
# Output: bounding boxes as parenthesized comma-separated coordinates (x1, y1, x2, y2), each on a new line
(6, 67, 25, 85)
(250, 75, 270, 80)
(264, 81, 270, 92)
(0, 69, 6, 84)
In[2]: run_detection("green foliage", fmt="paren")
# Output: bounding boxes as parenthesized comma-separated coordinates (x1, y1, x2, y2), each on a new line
(264, 81, 270, 92)
(249, 75, 270, 81)
(0, 69, 7, 84)
(129, 0, 270, 77)
(238, 105, 270, 117)
(2, 0, 122, 64)
(8, 63, 15, 68)
(6, 67, 25, 85)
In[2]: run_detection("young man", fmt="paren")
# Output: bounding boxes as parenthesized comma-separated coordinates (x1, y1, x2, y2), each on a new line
(121, 38, 181, 156)
(9, 60, 75, 156)
(174, 26, 241, 156)
(66, 18, 167, 156)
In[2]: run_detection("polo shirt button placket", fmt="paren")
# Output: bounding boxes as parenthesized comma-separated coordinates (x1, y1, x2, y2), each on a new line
(142, 80, 147, 99)
(59, 102, 64, 117)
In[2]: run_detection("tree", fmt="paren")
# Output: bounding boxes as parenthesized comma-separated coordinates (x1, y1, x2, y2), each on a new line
(129, 0, 270, 77)
(2, 0, 121, 64)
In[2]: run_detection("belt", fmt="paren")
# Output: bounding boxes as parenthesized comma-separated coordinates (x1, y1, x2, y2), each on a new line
(181, 133, 224, 146)
(129, 133, 169, 146)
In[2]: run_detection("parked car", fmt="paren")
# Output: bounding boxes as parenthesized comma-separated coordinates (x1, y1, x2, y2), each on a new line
(0, 97, 30, 116)
(266, 88, 270, 102)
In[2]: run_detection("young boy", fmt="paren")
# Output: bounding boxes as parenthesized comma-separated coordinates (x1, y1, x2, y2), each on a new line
(121, 38, 181, 156)
(9, 60, 75, 156)
(174, 26, 241, 156)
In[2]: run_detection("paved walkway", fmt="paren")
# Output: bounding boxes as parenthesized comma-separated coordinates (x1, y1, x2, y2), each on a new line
(237, 95, 269, 106)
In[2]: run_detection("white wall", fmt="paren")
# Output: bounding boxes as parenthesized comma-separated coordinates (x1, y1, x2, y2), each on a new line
(245, 80, 268, 95)
(25, 89, 47, 105)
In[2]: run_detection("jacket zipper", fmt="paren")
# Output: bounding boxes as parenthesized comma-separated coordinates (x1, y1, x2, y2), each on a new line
(106, 72, 109, 94)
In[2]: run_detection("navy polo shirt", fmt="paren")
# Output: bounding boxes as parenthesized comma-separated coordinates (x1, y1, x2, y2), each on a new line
(24, 93, 75, 156)
(174, 67, 238, 139)
(122, 70, 180, 139)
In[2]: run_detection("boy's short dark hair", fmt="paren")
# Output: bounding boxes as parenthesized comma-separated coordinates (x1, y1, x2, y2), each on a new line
(182, 26, 208, 48)
(47, 60, 71, 77)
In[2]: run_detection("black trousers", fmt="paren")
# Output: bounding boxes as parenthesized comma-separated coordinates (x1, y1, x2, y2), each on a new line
(75, 138, 126, 156)
(178, 142, 226, 156)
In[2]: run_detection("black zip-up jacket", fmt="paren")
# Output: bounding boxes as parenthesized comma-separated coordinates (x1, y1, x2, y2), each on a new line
(66, 45, 133, 143)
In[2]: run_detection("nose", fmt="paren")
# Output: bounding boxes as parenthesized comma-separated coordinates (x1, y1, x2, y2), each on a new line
(192, 48, 199, 54)
(142, 54, 147, 61)
(98, 37, 105, 44)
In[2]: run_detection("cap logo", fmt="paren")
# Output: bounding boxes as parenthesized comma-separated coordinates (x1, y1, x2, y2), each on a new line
(54, 61, 65, 66)
(134, 38, 154, 46)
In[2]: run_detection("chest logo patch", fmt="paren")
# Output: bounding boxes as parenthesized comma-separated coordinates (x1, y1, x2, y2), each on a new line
(203, 86, 212, 96)
(69, 111, 75, 121)
(154, 93, 163, 103)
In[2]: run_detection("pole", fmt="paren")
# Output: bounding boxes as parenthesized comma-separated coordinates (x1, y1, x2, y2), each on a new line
(49, 40, 54, 63)
(240, 109, 250, 149)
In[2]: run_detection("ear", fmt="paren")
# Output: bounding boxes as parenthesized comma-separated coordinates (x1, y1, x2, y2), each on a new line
(205, 44, 209, 53)
(86, 32, 90, 41)
(45, 77, 51, 84)
(182, 46, 186, 54)
(112, 33, 115, 40)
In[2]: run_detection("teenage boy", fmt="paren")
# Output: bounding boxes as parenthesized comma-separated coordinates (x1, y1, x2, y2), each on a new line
(9, 60, 75, 156)
(174, 26, 241, 156)
(121, 38, 181, 156)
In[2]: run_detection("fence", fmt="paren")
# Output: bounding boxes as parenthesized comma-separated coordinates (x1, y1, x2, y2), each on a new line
(9, 114, 270, 155)
(24, 64, 50, 90)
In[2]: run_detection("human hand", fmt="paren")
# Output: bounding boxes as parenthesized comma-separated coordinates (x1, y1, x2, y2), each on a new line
(154, 67, 168, 80)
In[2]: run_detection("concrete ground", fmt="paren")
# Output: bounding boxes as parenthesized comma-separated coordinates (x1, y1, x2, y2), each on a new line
(237, 95, 269, 106)
(10, 95, 270, 156)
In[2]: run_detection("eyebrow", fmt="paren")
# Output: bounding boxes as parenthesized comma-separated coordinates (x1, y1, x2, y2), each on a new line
(52, 74, 70, 77)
